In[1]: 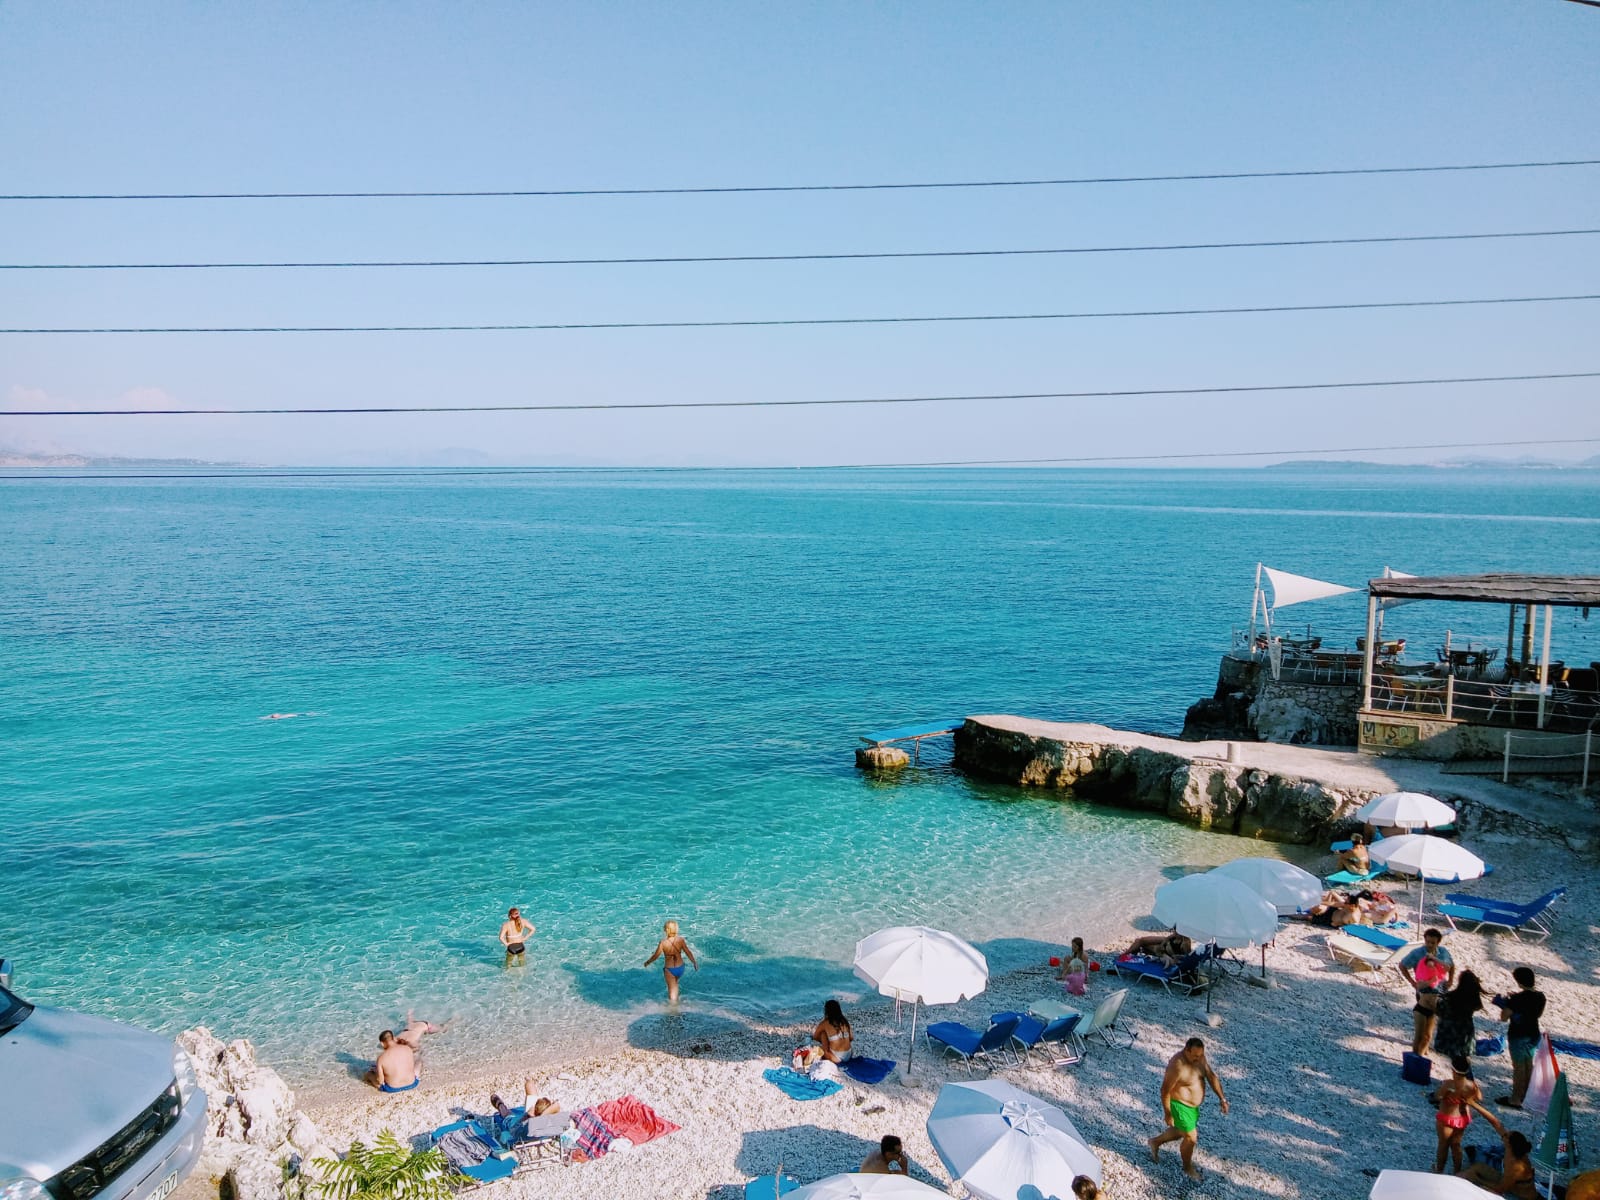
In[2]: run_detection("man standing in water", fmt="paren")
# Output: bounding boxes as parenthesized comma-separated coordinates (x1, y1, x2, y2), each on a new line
(500, 907, 535, 968)
(1148, 1036, 1229, 1182)
(645, 919, 698, 1003)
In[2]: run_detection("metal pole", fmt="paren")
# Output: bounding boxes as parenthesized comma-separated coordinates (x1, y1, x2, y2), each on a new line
(1506, 604, 1518, 673)
(1584, 729, 1592, 792)
(1503, 729, 1512, 783)
(1248, 563, 1262, 649)
(1521, 605, 1535, 672)
(1445, 674, 1455, 720)
(1362, 591, 1378, 711)
(905, 997, 920, 1075)
(1537, 604, 1553, 729)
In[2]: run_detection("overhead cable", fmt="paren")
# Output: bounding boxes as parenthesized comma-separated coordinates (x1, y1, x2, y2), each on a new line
(4, 227, 1597, 271)
(3, 157, 1598, 201)
(5, 369, 1596, 417)
(5, 292, 1597, 334)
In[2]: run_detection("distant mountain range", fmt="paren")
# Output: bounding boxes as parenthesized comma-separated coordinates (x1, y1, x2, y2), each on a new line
(1266, 455, 1600, 470)
(0, 451, 245, 467)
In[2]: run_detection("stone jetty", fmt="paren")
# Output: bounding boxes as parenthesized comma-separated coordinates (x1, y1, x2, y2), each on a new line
(952, 714, 1596, 848)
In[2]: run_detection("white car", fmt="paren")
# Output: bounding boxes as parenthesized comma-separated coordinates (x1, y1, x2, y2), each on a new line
(0, 960, 207, 1200)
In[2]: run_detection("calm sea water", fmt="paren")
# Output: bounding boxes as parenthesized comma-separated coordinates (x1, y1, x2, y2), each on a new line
(3, 467, 1597, 1092)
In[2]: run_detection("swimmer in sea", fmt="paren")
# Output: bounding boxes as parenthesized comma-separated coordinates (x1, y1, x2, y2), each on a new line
(645, 919, 698, 1003)
(500, 908, 535, 968)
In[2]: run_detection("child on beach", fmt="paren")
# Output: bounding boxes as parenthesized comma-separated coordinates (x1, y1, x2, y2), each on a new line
(1056, 937, 1089, 995)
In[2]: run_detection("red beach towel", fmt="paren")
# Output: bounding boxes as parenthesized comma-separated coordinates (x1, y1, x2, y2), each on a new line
(593, 1094, 680, 1146)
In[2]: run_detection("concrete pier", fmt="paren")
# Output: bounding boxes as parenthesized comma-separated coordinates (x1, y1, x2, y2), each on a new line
(953, 714, 1597, 849)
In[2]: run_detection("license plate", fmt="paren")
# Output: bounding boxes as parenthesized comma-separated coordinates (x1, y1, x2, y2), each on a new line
(149, 1172, 180, 1200)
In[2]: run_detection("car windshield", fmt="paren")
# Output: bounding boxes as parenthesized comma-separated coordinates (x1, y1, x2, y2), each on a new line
(0, 984, 34, 1036)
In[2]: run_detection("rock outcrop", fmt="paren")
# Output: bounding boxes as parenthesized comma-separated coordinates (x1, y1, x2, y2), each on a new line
(178, 1028, 338, 1200)
(855, 745, 910, 770)
(954, 718, 1374, 843)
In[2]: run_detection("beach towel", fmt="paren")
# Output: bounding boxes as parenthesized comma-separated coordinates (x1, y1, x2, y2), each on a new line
(436, 1126, 496, 1172)
(568, 1106, 616, 1161)
(762, 1066, 843, 1101)
(1551, 1038, 1600, 1062)
(840, 1056, 897, 1085)
(593, 1095, 680, 1146)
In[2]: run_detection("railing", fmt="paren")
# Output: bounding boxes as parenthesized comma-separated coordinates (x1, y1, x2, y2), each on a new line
(1500, 727, 1595, 789)
(1367, 675, 1600, 734)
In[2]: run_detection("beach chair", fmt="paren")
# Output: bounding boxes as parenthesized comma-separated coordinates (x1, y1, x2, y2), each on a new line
(431, 1119, 519, 1189)
(1111, 949, 1212, 996)
(1325, 867, 1384, 888)
(507, 1112, 570, 1172)
(1034, 1013, 1083, 1066)
(988, 1011, 1049, 1065)
(1074, 988, 1136, 1050)
(1338, 924, 1409, 951)
(1438, 887, 1564, 940)
(744, 1174, 801, 1199)
(1326, 933, 1421, 982)
(925, 1014, 1020, 1074)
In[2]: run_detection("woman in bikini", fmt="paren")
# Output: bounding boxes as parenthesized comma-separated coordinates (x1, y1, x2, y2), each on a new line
(811, 1000, 854, 1064)
(1434, 1058, 1492, 1174)
(645, 919, 698, 1003)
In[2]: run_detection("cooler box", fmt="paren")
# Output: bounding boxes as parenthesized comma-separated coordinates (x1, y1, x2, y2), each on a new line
(1402, 1052, 1433, 1085)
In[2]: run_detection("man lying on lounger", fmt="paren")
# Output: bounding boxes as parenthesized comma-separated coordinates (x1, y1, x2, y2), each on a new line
(1305, 892, 1363, 929)
(1123, 932, 1193, 965)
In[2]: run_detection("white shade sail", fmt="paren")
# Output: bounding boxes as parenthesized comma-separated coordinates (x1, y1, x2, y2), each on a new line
(927, 1079, 1102, 1200)
(1356, 792, 1457, 831)
(1379, 567, 1422, 610)
(852, 926, 988, 1005)
(1208, 858, 1323, 916)
(784, 1174, 949, 1200)
(1152, 873, 1279, 948)
(1369, 1169, 1484, 1199)
(1263, 565, 1357, 609)
(1368, 834, 1485, 883)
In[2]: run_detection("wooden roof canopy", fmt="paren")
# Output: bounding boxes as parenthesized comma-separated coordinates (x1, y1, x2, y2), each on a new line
(1367, 573, 1600, 607)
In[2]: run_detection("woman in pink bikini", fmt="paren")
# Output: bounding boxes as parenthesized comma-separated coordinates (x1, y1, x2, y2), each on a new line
(1433, 1057, 1491, 1174)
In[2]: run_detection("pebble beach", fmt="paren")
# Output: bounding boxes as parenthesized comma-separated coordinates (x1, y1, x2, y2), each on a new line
(294, 826, 1596, 1200)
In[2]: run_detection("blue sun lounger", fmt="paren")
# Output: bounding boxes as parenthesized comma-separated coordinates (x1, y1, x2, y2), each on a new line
(1111, 947, 1213, 996)
(925, 1014, 1020, 1074)
(1438, 887, 1564, 940)
(1339, 924, 1409, 951)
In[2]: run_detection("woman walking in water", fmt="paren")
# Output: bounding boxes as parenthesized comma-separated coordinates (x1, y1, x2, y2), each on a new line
(645, 919, 698, 1003)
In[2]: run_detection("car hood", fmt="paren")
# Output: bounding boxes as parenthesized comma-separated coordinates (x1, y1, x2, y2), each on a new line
(0, 1005, 176, 1179)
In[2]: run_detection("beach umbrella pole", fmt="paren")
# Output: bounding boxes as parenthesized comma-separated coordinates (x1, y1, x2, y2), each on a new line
(906, 998, 920, 1075)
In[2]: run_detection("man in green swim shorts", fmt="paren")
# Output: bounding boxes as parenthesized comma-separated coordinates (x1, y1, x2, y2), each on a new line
(1148, 1036, 1229, 1182)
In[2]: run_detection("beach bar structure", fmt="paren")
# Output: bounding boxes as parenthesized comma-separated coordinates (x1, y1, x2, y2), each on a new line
(1358, 573, 1600, 772)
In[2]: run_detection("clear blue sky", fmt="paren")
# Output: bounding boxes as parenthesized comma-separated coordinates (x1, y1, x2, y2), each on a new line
(1, 2, 1596, 466)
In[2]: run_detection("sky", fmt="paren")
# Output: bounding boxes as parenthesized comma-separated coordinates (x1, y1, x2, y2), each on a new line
(1, 2, 1597, 467)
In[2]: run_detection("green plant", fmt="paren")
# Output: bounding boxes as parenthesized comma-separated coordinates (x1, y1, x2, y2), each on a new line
(311, 1131, 454, 1200)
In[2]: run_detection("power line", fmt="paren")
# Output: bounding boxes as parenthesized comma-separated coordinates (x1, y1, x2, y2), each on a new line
(4, 436, 1596, 479)
(5, 369, 1596, 417)
(3, 158, 1598, 202)
(6, 292, 1597, 335)
(5, 227, 1597, 271)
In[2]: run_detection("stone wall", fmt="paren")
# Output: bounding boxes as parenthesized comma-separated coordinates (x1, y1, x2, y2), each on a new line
(1250, 678, 1360, 746)
(953, 719, 1375, 843)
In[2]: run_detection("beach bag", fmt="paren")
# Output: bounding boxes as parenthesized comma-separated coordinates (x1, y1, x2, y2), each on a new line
(1524, 1033, 1560, 1115)
(1402, 1052, 1433, 1085)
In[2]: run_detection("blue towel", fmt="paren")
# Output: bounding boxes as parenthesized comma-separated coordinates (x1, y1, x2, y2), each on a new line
(840, 1056, 896, 1084)
(762, 1067, 844, 1101)
(1551, 1038, 1600, 1062)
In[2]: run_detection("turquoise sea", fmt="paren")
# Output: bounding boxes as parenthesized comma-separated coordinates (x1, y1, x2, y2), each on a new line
(3, 467, 1597, 1093)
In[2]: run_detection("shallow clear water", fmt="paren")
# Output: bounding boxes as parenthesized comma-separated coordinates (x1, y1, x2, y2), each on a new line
(3, 467, 1596, 1091)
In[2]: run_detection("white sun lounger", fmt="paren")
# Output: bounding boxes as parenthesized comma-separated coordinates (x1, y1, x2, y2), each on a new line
(1326, 933, 1422, 982)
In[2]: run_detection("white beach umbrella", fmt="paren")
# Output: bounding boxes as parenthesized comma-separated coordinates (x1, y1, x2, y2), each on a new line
(784, 1173, 948, 1200)
(1369, 1168, 1484, 1199)
(1152, 874, 1279, 948)
(927, 1079, 1102, 1200)
(1153, 873, 1279, 1012)
(1208, 857, 1322, 916)
(1368, 834, 1486, 923)
(853, 926, 988, 1075)
(1357, 791, 1457, 831)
